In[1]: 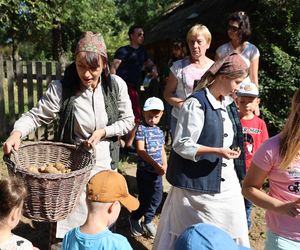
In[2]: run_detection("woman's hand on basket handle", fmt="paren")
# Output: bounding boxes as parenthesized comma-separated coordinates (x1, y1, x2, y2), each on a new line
(2, 131, 22, 155)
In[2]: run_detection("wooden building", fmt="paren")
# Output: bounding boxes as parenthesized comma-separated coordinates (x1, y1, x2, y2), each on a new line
(144, 0, 253, 71)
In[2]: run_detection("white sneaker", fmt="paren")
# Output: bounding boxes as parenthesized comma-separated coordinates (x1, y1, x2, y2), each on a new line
(128, 216, 143, 237)
(142, 221, 157, 239)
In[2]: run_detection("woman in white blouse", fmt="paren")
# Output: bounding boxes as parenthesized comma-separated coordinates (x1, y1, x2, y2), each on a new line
(2, 32, 135, 239)
(215, 11, 260, 84)
(163, 24, 214, 137)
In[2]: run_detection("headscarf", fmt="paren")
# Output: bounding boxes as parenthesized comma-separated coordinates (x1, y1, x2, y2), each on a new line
(194, 53, 248, 91)
(208, 52, 248, 75)
(75, 31, 107, 59)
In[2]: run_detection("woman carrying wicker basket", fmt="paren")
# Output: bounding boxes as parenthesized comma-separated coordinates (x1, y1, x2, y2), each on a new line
(2, 32, 135, 239)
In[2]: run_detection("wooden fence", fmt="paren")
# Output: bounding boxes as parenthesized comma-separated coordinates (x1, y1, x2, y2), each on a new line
(0, 58, 66, 139)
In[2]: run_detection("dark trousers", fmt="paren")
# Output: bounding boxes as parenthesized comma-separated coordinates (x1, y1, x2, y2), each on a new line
(131, 169, 163, 224)
(244, 198, 253, 229)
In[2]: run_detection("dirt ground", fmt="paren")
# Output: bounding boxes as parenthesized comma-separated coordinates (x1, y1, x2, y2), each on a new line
(0, 151, 266, 250)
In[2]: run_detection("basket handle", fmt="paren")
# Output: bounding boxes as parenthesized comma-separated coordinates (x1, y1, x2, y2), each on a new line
(3, 148, 19, 173)
(78, 142, 96, 155)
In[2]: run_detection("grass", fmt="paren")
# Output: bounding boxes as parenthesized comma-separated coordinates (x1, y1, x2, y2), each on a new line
(0, 147, 8, 178)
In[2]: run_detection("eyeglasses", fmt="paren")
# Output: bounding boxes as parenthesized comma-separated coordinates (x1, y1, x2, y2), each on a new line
(137, 32, 144, 37)
(227, 25, 239, 32)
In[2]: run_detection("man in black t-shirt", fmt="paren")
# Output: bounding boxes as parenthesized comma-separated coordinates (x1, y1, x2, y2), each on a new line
(111, 25, 156, 153)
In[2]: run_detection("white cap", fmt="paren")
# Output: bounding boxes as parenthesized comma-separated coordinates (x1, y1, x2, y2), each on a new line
(143, 97, 164, 111)
(237, 82, 259, 97)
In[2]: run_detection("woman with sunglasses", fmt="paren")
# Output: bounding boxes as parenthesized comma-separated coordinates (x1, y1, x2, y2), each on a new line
(215, 11, 260, 86)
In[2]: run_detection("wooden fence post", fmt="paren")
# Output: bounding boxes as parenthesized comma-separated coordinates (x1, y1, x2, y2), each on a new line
(56, 62, 62, 80)
(27, 61, 34, 110)
(0, 56, 6, 137)
(16, 61, 24, 115)
(0, 60, 65, 139)
(36, 62, 43, 100)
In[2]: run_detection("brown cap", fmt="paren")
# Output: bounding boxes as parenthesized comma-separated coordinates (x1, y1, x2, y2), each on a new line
(87, 170, 139, 212)
(75, 31, 107, 59)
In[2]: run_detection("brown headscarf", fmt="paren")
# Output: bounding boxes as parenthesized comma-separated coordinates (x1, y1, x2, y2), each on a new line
(208, 52, 248, 75)
(194, 53, 248, 91)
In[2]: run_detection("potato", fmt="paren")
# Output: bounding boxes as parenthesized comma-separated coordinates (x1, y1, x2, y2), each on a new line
(43, 165, 61, 174)
(27, 165, 39, 174)
(27, 162, 71, 174)
(54, 162, 66, 171)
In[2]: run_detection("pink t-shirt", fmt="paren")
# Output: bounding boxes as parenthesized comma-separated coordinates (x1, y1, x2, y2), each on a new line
(252, 134, 300, 241)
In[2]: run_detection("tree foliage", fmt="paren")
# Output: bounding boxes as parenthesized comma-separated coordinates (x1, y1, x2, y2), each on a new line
(0, 0, 129, 61)
(0, 0, 175, 61)
(0, 0, 298, 135)
(115, 0, 175, 27)
(250, 0, 300, 135)
(0, 0, 55, 59)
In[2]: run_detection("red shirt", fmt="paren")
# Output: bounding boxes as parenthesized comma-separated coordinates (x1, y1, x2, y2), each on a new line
(240, 115, 269, 170)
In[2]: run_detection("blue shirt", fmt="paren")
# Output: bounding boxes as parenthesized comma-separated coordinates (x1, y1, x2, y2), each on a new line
(62, 227, 132, 250)
(135, 124, 165, 173)
(114, 45, 148, 88)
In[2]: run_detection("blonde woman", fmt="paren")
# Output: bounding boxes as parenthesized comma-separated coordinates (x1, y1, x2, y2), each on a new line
(153, 53, 250, 250)
(242, 88, 300, 250)
(163, 24, 214, 136)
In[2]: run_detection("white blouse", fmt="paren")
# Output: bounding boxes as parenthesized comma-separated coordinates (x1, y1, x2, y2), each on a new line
(170, 57, 213, 119)
(13, 74, 135, 169)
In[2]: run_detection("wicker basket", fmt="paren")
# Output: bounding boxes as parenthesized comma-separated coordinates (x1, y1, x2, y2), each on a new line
(3, 141, 95, 222)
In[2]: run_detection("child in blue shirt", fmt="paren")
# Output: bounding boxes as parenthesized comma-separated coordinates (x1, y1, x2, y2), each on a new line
(62, 170, 139, 250)
(129, 97, 167, 239)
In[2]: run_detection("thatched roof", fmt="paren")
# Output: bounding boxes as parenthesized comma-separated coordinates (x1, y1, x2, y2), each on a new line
(145, 0, 252, 46)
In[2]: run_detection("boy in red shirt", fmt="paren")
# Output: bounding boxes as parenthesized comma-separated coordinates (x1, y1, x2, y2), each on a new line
(236, 81, 269, 229)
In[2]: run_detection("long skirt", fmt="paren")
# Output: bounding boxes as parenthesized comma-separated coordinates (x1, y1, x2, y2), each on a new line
(153, 160, 250, 250)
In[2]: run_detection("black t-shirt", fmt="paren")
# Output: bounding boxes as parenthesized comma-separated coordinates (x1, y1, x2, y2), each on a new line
(114, 45, 148, 88)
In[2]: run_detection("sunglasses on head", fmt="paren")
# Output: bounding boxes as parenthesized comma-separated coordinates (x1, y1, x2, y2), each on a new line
(228, 25, 239, 32)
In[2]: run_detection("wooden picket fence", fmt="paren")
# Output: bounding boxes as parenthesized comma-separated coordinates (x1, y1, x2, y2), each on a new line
(0, 57, 67, 139)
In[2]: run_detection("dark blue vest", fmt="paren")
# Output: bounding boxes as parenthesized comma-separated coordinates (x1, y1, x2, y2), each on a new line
(166, 90, 224, 193)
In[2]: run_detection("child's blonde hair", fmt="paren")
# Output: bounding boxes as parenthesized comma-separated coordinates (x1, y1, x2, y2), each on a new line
(279, 87, 300, 169)
(0, 177, 27, 221)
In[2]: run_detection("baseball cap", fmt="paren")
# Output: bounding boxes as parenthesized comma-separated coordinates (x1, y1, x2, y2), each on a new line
(87, 170, 139, 212)
(143, 97, 164, 111)
(237, 82, 259, 97)
(174, 223, 251, 250)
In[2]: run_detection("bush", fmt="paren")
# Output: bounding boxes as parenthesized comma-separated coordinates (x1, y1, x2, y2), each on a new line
(251, 0, 300, 136)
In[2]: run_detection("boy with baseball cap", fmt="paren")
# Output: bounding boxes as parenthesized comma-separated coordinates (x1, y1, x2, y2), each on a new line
(129, 97, 167, 239)
(236, 81, 269, 229)
(62, 170, 139, 250)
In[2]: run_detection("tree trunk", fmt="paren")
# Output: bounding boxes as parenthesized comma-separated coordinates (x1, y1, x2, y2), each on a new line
(12, 37, 19, 62)
(52, 19, 64, 63)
